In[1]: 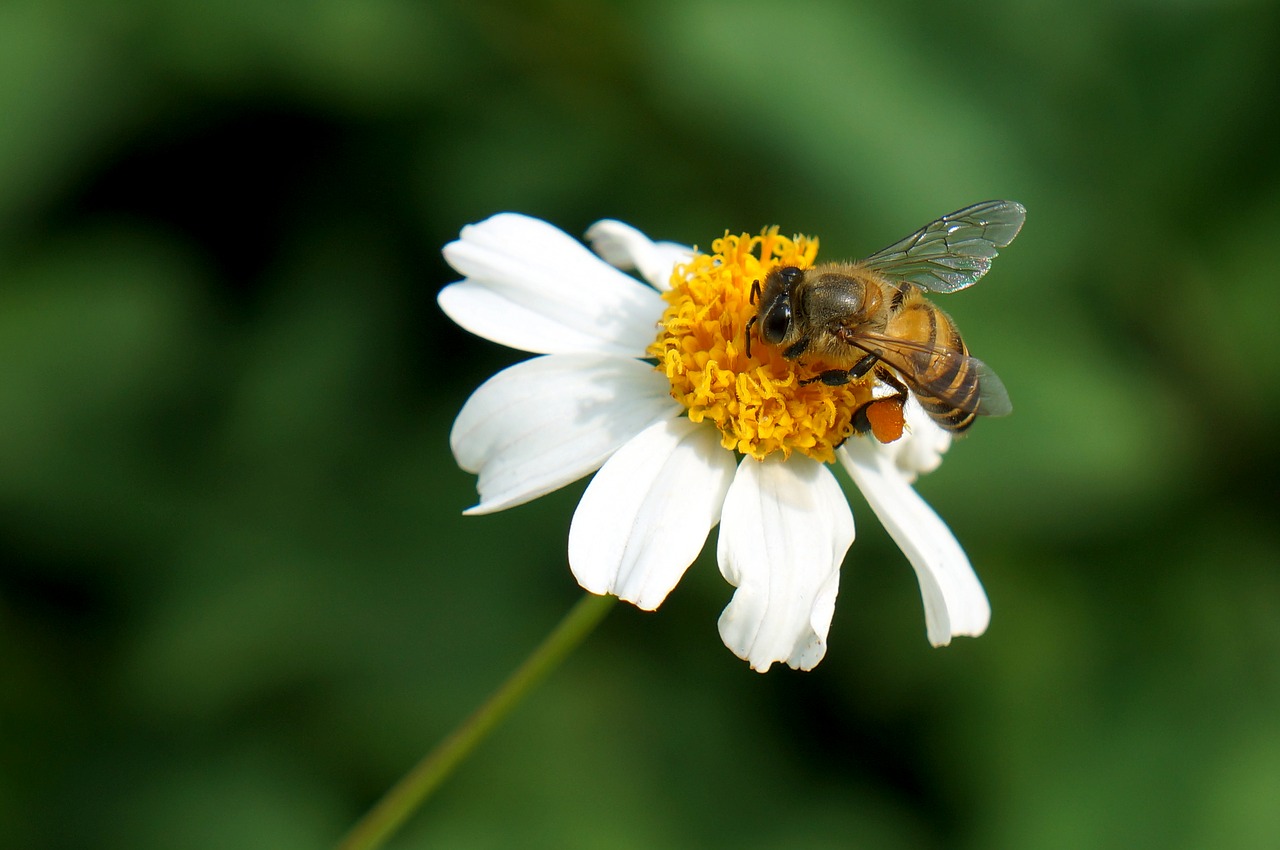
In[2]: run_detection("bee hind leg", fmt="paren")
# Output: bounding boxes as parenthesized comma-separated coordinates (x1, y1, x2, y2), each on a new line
(851, 367, 910, 438)
(874, 365, 909, 395)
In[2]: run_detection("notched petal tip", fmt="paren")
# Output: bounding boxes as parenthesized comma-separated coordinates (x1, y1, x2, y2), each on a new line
(568, 419, 735, 613)
(716, 456, 853, 673)
(440, 214, 667, 356)
(838, 438, 990, 648)
(450, 354, 679, 517)
(885, 397, 951, 481)
(584, 219, 642, 267)
(586, 219, 692, 291)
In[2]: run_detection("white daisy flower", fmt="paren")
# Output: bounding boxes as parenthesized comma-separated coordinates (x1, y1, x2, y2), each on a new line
(440, 212, 999, 672)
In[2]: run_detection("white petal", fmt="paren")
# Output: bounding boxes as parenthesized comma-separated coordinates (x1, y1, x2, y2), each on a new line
(450, 354, 678, 514)
(568, 418, 735, 610)
(885, 396, 952, 482)
(440, 213, 665, 356)
(838, 439, 989, 646)
(438, 282, 642, 357)
(716, 455, 854, 672)
(585, 219, 693, 292)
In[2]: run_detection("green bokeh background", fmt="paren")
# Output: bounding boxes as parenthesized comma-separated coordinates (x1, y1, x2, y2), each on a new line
(3, 1, 1279, 848)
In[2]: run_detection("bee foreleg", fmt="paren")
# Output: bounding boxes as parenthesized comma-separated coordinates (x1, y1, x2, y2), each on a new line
(783, 338, 811, 359)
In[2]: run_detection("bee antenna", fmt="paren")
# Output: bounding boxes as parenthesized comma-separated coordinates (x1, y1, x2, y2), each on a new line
(750, 280, 762, 304)
(744, 316, 756, 359)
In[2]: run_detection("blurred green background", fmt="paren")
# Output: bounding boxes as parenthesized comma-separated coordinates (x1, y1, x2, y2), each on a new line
(3, 0, 1279, 848)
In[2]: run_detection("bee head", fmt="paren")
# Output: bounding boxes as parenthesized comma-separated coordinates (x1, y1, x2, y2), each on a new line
(755, 266, 803, 345)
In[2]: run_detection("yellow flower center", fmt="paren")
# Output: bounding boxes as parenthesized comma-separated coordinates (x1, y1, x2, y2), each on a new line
(648, 227, 878, 463)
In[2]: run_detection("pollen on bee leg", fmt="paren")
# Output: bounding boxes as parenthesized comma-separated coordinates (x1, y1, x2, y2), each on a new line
(863, 396, 907, 443)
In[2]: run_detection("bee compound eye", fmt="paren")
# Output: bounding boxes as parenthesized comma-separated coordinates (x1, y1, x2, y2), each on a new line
(762, 303, 791, 343)
(780, 266, 803, 286)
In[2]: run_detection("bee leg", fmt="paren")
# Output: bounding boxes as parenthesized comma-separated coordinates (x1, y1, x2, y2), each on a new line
(851, 394, 908, 442)
(799, 352, 879, 387)
(850, 395, 894, 435)
(874, 366, 910, 397)
(801, 369, 853, 387)
(783, 338, 811, 359)
(850, 401, 875, 436)
(850, 367, 910, 438)
(744, 316, 756, 358)
(847, 353, 880, 379)
(849, 370, 912, 443)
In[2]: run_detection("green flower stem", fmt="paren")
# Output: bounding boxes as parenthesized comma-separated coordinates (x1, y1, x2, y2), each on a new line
(336, 592, 617, 850)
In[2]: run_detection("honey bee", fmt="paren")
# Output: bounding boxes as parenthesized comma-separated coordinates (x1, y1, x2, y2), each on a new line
(746, 200, 1024, 438)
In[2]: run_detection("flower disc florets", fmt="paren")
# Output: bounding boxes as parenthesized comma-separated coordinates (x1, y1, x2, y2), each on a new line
(648, 228, 877, 463)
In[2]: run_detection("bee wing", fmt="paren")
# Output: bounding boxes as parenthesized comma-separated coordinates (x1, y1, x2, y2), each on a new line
(862, 200, 1026, 294)
(854, 332, 1012, 417)
(965, 357, 1012, 417)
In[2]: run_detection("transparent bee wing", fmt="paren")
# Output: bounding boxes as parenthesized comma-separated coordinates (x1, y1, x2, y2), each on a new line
(862, 200, 1026, 294)
(969, 357, 1012, 417)
(854, 333, 1011, 417)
